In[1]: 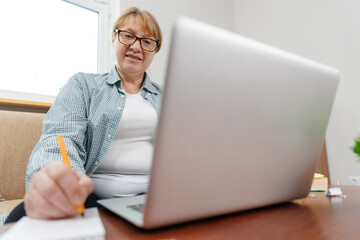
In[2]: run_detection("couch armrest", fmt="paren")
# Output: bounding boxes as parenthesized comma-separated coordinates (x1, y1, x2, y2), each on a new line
(0, 110, 45, 200)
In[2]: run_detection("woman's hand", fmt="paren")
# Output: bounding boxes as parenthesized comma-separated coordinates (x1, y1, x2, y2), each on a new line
(24, 162, 94, 219)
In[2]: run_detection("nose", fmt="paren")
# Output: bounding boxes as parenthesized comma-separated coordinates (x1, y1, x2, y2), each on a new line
(130, 39, 142, 52)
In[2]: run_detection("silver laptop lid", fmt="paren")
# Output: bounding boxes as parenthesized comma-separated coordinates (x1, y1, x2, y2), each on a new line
(143, 17, 339, 228)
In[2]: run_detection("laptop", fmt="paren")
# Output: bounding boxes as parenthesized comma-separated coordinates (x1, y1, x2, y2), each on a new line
(97, 17, 339, 229)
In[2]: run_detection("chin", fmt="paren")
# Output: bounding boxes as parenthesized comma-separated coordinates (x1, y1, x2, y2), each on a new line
(120, 63, 141, 72)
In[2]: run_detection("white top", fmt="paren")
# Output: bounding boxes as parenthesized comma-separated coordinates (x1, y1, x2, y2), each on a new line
(91, 92, 158, 198)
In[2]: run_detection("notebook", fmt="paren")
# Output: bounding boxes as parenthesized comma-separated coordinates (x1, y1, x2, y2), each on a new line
(97, 16, 339, 229)
(0, 208, 105, 240)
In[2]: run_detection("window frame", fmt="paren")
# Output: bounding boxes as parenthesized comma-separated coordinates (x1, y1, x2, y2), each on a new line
(64, 0, 111, 74)
(0, 0, 112, 104)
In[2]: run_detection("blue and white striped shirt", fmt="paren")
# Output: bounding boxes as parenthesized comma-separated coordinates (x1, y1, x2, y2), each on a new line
(26, 66, 162, 189)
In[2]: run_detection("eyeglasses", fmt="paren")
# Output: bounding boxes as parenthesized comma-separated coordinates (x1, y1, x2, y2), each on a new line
(114, 29, 159, 52)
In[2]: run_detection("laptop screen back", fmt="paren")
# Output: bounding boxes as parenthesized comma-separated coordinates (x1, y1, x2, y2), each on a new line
(143, 17, 339, 228)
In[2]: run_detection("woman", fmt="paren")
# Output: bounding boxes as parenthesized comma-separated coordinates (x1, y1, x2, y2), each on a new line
(6, 7, 163, 222)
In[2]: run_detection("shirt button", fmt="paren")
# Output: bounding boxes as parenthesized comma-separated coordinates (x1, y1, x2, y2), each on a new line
(117, 107, 122, 110)
(107, 134, 112, 139)
(121, 95, 124, 98)
(94, 161, 99, 166)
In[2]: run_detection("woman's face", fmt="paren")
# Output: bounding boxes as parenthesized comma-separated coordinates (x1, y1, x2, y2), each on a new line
(113, 16, 156, 78)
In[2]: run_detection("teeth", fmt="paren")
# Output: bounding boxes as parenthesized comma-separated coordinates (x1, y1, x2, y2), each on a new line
(127, 55, 140, 60)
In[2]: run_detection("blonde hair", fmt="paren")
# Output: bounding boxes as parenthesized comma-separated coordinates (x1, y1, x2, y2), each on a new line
(112, 7, 162, 52)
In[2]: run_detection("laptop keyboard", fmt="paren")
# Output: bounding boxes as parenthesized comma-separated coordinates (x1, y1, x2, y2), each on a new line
(127, 203, 145, 213)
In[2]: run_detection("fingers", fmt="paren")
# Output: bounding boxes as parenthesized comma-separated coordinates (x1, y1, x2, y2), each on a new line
(46, 163, 84, 206)
(25, 168, 76, 219)
(25, 175, 73, 219)
(24, 162, 92, 220)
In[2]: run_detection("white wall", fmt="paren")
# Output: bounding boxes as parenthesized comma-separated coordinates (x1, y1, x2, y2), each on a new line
(117, 0, 235, 85)
(233, 0, 360, 184)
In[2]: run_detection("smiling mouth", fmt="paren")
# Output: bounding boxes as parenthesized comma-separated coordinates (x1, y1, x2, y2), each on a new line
(126, 54, 142, 61)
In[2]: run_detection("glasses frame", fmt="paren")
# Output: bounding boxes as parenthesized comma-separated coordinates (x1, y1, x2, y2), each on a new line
(114, 29, 159, 52)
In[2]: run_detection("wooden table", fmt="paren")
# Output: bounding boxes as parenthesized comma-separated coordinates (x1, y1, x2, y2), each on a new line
(2, 186, 360, 239)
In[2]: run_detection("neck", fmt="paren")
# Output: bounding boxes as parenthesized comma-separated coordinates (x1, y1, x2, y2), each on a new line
(116, 67, 144, 94)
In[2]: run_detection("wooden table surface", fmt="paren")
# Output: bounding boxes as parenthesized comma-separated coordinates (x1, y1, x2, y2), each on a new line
(2, 186, 360, 239)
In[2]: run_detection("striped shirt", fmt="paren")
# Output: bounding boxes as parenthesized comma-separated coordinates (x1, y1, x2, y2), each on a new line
(25, 66, 162, 189)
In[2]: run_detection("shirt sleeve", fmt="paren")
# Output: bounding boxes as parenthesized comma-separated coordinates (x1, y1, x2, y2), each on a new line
(26, 73, 90, 189)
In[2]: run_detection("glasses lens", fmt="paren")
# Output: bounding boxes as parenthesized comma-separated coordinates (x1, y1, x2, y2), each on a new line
(141, 39, 158, 52)
(119, 31, 136, 45)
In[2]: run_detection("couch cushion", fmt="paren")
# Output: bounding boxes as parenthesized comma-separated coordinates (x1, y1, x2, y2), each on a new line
(0, 199, 23, 215)
(0, 199, 23, 226)
(0, 110, 45, 200)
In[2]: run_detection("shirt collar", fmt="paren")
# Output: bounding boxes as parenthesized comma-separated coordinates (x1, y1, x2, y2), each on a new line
(106, 65, 160, 95)
(106, 66, 121, 85)
(142, 72, 159, 94)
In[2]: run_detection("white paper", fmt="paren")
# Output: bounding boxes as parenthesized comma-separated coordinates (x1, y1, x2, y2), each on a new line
(1, 208, 105, 240)
(327, 187, 343, 196)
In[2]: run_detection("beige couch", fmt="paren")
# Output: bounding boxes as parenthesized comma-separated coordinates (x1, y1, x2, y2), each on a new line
(0, 110, 45, 219)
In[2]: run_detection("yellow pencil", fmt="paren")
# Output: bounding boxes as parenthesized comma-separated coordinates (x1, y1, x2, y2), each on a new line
(56, 135, 85, 216)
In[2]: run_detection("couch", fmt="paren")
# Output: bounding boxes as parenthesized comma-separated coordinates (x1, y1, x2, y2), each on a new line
(0, 110, 46, 224)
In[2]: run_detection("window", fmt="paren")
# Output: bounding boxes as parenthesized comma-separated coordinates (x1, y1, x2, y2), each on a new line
(0, 0, 110, 102)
